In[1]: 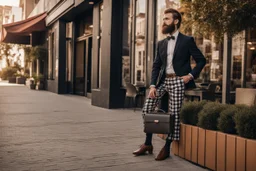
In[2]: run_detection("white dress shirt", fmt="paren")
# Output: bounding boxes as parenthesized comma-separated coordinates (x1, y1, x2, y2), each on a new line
(166, 30, 179, 74)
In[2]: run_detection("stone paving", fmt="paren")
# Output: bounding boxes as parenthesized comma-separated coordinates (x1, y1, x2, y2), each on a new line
(0, 82, 209, 171)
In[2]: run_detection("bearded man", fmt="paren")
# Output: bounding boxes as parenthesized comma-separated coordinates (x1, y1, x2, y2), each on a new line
(133, 8, 206, 161)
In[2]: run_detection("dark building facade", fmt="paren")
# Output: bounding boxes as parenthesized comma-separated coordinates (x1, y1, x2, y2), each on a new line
(41, 0, 126, 108)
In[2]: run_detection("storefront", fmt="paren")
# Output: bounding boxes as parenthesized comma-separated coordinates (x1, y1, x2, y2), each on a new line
(13, 0, 253, 108)
(121, 0, 224, 88)
(121, 0, 256, 105)
(40, 0, 126, 108)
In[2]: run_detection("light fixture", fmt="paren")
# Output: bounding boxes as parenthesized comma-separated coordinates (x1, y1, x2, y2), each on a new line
(89, 1, 94, 4)
(250, 47, 255, 50)
(247, 42, 252, 45)
(89, 25, 93, 28)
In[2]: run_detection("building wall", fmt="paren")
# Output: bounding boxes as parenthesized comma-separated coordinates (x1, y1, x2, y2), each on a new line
(28, 0, 48, 17)
(46, 20, 67, 94)
(11, 6, 22, 22)
(20, 0, 35, 19)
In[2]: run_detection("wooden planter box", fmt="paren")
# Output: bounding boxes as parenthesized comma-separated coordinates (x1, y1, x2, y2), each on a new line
(172, 123, 256, 171)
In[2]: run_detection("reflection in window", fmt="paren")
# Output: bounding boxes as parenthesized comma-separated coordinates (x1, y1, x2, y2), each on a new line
(246, 28, 256, 88)
(134, 0, 146, 86)
(97, 3, 103, 88)
(122, 0, 132, 86)
(78, 11, 93, 37)
(48, 32, 55, 80)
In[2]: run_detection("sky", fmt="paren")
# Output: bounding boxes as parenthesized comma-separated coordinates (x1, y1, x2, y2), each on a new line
(0, 0, 19, 7)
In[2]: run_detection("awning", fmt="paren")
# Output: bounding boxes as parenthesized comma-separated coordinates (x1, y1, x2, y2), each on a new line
(1, 12, 47, 44)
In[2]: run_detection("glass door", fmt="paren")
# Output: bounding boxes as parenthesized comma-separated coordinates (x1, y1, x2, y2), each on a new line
(75, 41, 85, 95)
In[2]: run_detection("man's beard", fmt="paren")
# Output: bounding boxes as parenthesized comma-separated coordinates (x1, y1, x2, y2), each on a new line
(162, 22, 176, 34)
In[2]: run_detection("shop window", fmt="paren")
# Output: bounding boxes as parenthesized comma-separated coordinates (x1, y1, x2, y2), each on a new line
(134, 0, 146, 86)
(246, 28, 256, 87)
(77, 11, 93, 37)
(122, 0, 132, 86)
(48, 32, 55, 80)
(97, 3, 103, 88)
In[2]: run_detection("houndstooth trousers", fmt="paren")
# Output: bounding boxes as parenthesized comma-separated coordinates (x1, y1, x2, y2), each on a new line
(142, 77, 185, 141)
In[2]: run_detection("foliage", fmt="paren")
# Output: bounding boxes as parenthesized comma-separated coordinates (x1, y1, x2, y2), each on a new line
(30, 46, 47, 61)
(0, 43, 14, 67)
(198, 102, 228, 130)
(181, 0, 256, 42)
(32, 73, 44, 84)
(23, 45, 47, 69)
(180, 100, 207, 126)
(13, 62, 22, 71)
(217, 105, 247, 134)
(234, 106, 256, 139)
(0, 67, 18, 80)
(23, 46, 33, 63)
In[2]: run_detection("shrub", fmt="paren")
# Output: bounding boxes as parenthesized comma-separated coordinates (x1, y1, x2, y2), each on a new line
(217, 105, 242, 134)
(198, 102, 228, 130)
(234, 106, 256, 139)
(0, 67, 18, 80)
(180, 100, 207, 126)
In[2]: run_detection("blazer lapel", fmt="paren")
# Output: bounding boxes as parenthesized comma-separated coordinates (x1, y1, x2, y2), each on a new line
(173, 33, 183, 61)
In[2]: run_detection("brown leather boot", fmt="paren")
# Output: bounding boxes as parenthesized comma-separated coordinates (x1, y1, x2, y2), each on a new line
(155, 146, 170, 161)
(133, 144, 153, 156)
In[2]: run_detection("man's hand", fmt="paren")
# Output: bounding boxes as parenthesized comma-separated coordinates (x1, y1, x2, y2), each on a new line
(181, 75, 192, 84)
(148, 87, 157, 98)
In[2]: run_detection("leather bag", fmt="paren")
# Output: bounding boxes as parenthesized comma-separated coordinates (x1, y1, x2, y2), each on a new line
(143, 109, 174, 134)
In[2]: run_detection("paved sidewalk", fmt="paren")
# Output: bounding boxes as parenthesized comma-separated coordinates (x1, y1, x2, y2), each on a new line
(0, 83, 208, 171)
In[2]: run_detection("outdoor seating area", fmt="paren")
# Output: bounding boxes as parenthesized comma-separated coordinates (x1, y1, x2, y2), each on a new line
(185, 82, 236, 104)
(124, 81, 256, 110)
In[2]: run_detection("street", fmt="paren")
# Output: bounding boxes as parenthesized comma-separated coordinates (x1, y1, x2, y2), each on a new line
(0, 82, 208, 171)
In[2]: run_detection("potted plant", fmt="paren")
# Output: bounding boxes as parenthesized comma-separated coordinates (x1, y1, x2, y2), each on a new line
(36, 74, 44, 90)
(30, 73, 38, 90)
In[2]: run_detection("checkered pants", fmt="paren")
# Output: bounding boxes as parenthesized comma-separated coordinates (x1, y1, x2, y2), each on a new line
(142, 77, 185, 141)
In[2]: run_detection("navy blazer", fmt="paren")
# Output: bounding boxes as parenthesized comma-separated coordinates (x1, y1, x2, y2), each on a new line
(151, 33, 206, 89)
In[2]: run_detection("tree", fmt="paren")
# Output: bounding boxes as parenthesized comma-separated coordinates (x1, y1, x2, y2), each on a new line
(0, 43, 14, 67)
(181, 0, 256, 42)
(181, 0, 256, 103)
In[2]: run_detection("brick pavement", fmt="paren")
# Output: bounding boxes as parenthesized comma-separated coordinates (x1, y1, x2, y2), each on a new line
(0, 82, 208, 171)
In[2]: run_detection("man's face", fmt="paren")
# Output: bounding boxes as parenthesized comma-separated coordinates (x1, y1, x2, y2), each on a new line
(162, 13, 178, 34)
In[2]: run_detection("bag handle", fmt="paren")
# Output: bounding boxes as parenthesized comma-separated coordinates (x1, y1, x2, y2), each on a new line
(156, 108, 166, 113)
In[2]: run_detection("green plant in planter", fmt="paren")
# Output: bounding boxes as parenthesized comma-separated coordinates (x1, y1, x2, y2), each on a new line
(180, 100, 207, 126)
(217, 104, 248, 134)
(198, 102, 228, 130)
(234, 106, 256, 139)
(37, 74, 45, 90)
(32, 73, 39, 84)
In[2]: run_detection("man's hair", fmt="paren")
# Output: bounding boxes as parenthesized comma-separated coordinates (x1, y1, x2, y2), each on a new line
(164, 8, 182, 29)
